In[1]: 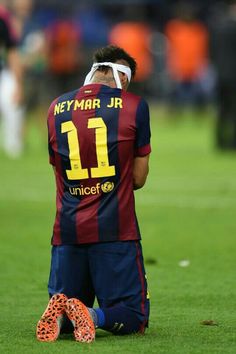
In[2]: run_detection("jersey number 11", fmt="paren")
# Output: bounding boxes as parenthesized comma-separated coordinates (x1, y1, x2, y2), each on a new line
(61, 118, 116, 180)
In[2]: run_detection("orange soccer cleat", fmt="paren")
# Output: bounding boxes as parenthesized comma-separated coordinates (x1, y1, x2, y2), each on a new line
(66, 298, 95, 343)
(36, 293, 68, 342)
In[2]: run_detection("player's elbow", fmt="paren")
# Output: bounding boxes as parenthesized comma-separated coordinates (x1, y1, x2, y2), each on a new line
(133, 155, 150, 190)
(133, 167, 149, 190)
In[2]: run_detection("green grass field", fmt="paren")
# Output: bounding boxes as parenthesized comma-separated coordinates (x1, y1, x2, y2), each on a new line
(0, 106, 236, 353)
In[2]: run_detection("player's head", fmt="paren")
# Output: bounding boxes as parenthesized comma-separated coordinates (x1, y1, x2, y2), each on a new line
(84, 45, 137, 91)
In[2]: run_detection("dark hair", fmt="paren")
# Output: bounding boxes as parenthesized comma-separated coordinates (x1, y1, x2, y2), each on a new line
(93, 45, 137, 78)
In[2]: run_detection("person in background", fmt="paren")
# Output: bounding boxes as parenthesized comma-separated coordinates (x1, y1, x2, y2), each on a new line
(165, 2, 209, 109)
(36, 45, 151, 343)
(209, 0, 236, 150)
(109, 11, 153, 95)
(10, 0, 49, 135)
(45, 18, 82, 101)
(0, 0, 24, 158)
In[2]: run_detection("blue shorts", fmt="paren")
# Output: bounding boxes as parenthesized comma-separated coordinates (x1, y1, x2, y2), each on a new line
(48, 240, 149, 326)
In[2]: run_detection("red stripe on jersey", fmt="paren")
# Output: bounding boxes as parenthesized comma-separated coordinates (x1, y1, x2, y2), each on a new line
(48, 98, 63, 245)
(117, 91, 141, 240)
(73, 85, 102, 243)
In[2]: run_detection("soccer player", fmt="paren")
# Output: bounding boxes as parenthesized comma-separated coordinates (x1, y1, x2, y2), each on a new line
(36, 45, 151, 343)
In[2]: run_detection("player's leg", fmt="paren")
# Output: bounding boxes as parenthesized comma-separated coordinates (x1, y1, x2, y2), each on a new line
(88, 240, 150, 335)
(63, 241, 149, 342)
(36, 244, 95, 341)
(47, 245, 95, 304)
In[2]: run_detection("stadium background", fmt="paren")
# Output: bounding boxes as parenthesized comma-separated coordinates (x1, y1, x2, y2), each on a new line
(0, 0, 235, 353)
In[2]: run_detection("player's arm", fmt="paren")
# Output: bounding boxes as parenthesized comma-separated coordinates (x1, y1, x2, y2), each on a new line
(134, 98, 151, 189)
(133, 154, 150, 190)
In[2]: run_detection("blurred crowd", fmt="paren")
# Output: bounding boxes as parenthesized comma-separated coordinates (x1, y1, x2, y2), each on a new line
(1, 0, 236, 157)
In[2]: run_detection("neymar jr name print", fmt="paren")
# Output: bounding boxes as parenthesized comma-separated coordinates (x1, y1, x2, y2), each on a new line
(54, 97, 123, 115)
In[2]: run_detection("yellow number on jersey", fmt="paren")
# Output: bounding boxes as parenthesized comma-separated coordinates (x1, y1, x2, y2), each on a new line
(61, 121, 89, 179)
(88, 118, 115, 178)
(61, 118, 115, 180)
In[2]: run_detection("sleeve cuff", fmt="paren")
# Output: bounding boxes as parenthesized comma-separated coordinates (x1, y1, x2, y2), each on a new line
(49, 155, 55, 165)
(135, 144, 151, 157)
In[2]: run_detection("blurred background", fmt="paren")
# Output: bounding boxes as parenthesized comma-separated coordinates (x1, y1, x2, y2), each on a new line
(0, 0, 236, 156)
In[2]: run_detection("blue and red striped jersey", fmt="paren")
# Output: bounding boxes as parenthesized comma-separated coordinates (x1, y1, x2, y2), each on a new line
(47, 84, 151, 245)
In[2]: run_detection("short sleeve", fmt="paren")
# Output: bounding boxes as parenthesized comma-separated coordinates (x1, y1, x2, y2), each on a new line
(47, 100, 57, 166)
(134, 98, 151, 157)
(48, 136, 55, 165)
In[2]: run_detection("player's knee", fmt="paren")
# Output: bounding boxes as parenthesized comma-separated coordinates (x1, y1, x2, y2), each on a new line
(101, 306, 149, 335)
(111, 315, 148, 335)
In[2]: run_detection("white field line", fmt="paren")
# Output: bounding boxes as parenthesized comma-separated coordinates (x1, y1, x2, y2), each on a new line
(0, 191, 55, 202)
(135, 194, 236, 209)
(146, 178, 236, 191)
(0, 190, 235, 209)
